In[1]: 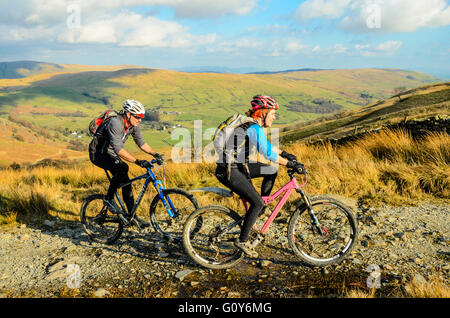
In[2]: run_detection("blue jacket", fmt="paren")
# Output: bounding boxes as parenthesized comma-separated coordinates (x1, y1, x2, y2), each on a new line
(246, 123, 278, 162)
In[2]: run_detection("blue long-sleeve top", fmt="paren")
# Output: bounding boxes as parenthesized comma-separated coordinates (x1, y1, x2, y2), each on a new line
(246, 123, 278, 162)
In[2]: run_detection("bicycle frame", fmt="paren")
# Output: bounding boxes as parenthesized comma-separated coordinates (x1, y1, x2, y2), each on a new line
(105, 165, 178, 219)
(242, 174, 311, 235)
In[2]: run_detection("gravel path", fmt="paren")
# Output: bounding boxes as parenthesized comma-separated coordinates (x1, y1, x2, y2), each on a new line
(0, 201, 448, 298)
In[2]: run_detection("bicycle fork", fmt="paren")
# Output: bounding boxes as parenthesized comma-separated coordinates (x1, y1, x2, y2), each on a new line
(297, 189, 328, 236)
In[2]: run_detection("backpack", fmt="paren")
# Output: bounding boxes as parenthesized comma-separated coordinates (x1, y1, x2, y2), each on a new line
(213, 113, 257, 177)
(88, 110, 118, 136)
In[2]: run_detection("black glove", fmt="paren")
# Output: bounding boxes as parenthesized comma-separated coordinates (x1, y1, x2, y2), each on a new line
(281, 150, 297, 162)
(286, 160, 306, 174)
(135, 159, 151, 168)
(153, 152, 165, 165)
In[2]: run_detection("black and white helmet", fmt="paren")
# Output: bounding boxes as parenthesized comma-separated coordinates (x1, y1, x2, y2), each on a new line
(123, 99, 145, 118)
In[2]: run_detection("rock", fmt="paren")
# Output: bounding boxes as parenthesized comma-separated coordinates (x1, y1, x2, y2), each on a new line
(175, 269, 193, 281)
(94, 288, 110, 297)
(259, 260, 272, 268)
(43, 220, 55, 228)
(158, 251, 169, 258)
(413, 273, 427, 284)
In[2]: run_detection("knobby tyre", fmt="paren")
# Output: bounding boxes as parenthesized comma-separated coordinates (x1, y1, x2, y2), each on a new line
(80, 194, 123, 244)
(183, 205, 244, 270)
(149, 188, 199, 241)
(288, 195, 358, 266)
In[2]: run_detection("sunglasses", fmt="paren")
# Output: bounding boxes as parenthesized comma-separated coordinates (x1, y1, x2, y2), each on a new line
(131, 114, 144, 120)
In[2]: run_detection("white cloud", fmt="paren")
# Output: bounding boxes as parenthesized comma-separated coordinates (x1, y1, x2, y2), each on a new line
(333, 43, 348, 54)
(375, 40, 403, 52)
(295, 0, 450, 32)
(0, 0, 258, 27)
(0, 0, 254, 47)
(58, 12, 216, 48)
(295, 0, 351, 21)
(1, 3, 218, 49)
(285, 40, 307, 53)
(154, 0, 258, 18)
(354, 40, 403, 56)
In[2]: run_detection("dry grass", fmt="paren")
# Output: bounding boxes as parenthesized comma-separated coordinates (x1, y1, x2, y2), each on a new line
(0, 129, 448, 225)
(404, 274, 450, 298)
(285, 129, 449, 205)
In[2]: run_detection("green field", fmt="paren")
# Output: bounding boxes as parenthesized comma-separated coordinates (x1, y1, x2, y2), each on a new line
(0, 62, 441, 166)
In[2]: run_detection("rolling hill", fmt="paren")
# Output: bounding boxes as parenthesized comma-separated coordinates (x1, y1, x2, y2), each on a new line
(280, 82, 450, 144)
(0, 60, 443, 167)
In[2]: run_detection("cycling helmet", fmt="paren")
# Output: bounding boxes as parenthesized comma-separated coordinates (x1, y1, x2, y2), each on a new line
(123, 99, 145, 118)
(251, 95, 279, 111)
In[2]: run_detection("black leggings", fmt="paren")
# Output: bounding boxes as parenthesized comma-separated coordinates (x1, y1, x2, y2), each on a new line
(215, 162, 278, 242)
(90, 153, 134, 214)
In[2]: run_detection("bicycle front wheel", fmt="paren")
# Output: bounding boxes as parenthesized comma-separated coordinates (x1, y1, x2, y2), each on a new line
(183, 205, 244, 270)
(80, 194, 123, 244)
(149, 188, 199, 241)
(288, 195, 358, 266)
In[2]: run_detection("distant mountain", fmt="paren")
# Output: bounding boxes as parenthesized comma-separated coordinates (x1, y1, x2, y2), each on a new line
(0, 61, 65, 79)
(174, 66, 260, 74)
(174, 66, 332, 74)
(0, 60, 151, 79)
(248, 68, 331, 75)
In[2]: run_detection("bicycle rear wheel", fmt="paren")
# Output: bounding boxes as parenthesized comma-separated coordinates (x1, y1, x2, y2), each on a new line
(288, 195, 358, 266)
(149, 188, 199, 241)
(80, 194, 123, 244)
(183, 205, 244, 270)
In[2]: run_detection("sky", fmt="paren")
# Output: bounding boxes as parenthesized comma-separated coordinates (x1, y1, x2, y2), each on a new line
(0, 0, 449, 78)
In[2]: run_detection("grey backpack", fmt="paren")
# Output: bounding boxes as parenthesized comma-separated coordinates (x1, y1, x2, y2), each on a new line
(213, 114, 257, 177)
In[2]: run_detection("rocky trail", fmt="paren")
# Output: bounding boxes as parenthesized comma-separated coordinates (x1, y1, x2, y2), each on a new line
(0, 201, 448, 298)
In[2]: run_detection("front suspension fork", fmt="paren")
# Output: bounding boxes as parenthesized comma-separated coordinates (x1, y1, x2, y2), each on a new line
(297, 189, 328, 236)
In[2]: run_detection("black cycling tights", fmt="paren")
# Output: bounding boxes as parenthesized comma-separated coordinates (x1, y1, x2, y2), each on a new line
(90, 154, 134, 214)
(215, 163, 278, 242)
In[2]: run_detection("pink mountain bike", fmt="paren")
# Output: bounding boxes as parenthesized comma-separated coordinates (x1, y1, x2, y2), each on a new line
(183, 166, 358, 269)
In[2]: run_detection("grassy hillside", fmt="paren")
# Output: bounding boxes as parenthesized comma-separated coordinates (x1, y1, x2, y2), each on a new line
(280, 82, 450, 144)
(0, 61, 441, 167)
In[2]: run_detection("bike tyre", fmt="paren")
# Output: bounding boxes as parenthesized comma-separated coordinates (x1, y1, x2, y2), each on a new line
(287, 195, 358, 266)
(80, 193, 123, 244)
(149, 188, 199, 241)
(183, 205, 244, 270)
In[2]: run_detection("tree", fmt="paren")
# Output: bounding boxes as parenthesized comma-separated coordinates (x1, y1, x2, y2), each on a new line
(393, 86, 407, 101)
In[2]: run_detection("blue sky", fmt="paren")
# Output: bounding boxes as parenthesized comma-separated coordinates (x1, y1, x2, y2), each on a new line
(1, 0, 449, 78)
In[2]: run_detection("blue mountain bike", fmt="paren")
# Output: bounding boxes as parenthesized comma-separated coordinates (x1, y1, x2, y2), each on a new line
(80, 158, 199, 244)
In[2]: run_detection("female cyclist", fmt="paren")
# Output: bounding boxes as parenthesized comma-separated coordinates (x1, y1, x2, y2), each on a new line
(215, 95, 304, 257)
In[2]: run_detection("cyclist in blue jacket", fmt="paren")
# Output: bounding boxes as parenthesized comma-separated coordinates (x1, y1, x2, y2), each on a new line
(215, 95, 303, 257)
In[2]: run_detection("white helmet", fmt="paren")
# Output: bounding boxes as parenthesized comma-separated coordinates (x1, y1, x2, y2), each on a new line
(123, 99, 145, 117)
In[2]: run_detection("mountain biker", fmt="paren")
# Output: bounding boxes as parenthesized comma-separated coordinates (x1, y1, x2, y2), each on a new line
(215, 95, 304, 257)
(88, 99, 165, 228)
